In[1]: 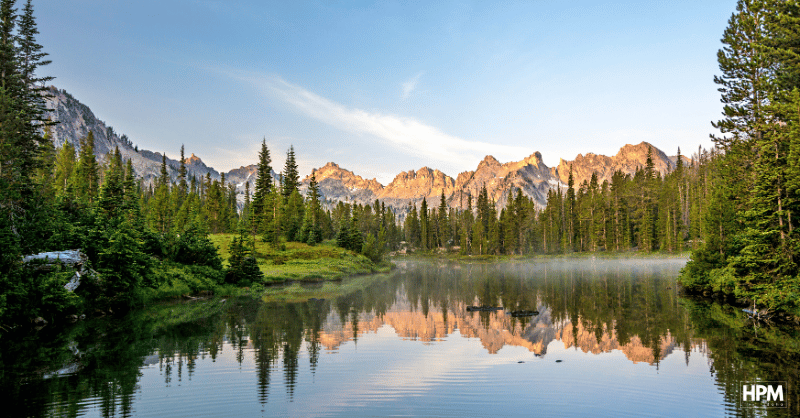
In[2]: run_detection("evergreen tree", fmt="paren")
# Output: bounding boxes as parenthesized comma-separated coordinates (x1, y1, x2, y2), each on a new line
(420, 197, 429, 250)
(252, 138, 273, 221)
(16, 0, 51, 90)
(225, 227, 263, 285)
(305, 173, 323, 244)
(53, 142, 76, 197)
(158, 153, 169, 187)
(712, 0, 775, 148)
(283, 189, 304, 241)
(565, 166, 576, 252)
(74, 131, 99, 202)
(178, 144, 187, 199)
(281, 145, 299, 200)
(348, 212, 363, 252)
(437, 190, 449, 248)
(99, 147, 124, 219)
(122, 158, 142, 224)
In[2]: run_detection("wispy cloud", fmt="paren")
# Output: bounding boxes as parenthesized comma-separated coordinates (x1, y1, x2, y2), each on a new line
(232, 72, 530, 172)
(401, 71, 424, 100)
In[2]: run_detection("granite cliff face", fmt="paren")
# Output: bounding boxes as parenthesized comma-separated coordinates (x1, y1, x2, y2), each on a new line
(300, 162, 383, 205)
(42, 86, 279, 200)
(555, 142, 676, 187)
(43, 86, 221, 185)
(378, 167, 457, 210)
(451, 152, 557, 209)
(44, 86, 683, 214)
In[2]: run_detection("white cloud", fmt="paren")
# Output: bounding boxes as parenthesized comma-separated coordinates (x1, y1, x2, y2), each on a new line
(401, 71, 424, 100)
(235, 73, 531, 173)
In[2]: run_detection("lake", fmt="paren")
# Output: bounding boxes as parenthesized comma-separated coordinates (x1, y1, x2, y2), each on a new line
(3, 258, 799, 417)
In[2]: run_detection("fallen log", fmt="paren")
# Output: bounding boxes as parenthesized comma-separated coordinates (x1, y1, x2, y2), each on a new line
(466, 306, 504, 312)
(22, 249, 95, 292)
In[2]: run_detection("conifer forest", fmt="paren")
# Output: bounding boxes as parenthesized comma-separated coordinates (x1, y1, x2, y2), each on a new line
(1, 0, 800, 329)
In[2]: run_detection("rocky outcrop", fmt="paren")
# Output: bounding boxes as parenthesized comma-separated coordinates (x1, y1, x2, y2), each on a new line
(300, 162, 383, 205)
(451, 152, 557, 209)
(555, 141, 675, 187)
(42, 86, 270, 205)
(300, 143, 678, 216)
(378, 167, 456, 209)
(43, 86, 223, 186)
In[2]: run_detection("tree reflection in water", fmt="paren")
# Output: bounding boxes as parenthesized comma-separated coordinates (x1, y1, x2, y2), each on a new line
(1, 259, 798, 417)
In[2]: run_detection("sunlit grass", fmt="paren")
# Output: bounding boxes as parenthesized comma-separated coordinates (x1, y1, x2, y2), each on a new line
(208, 234, 389, 283)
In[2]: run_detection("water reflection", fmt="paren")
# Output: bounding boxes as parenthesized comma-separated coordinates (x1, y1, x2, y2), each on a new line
(2, 258, 799, 417)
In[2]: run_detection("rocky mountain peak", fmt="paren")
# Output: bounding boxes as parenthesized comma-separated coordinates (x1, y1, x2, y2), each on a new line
(555, 141, 675, 187)
(313, 162, 342, 173)
(380, 167, 456, 203)
(523, 151, 544, 167)
(301, 162, 383, 206)
(185, 153, 202, 164)
(478, 155, 501, 168)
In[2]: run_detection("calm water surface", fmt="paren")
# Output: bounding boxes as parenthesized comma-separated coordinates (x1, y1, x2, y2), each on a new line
(3, 258, 799, 417)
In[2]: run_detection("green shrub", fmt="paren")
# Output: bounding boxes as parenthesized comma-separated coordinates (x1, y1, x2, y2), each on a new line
(172, 230, 223, 270)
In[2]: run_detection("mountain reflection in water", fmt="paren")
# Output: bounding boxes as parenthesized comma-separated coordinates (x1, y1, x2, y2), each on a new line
(2, 258, 799, 417)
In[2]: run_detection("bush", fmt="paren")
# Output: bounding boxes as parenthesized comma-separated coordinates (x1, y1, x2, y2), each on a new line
(172, 230, 223, 270)
(143, 262, 223, 301)
(225, 234, 264, 285)
(38, 270, 82, 319)
(97, 223, 150, 309)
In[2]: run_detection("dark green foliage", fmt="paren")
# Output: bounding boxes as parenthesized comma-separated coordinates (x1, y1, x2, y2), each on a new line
(97, 222, 150, 309)
(75, 131, 99, 202)
(679, 0, 800, 314)
(336, 211, 351, 249)
(99, 147, 124, 218)
(281, 145, 299, 199)
(178, 144, 187, 198)
(171, 226, 223, 270)
(283, 189, 304, 242)
(361, 228, 385, 263)
(225, 229, 263, 285)
(252, 138, 273, 222)
(348, 214, 363, 252)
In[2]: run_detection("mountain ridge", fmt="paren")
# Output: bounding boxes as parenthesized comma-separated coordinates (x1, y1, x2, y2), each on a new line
(44, 86, 683, 214)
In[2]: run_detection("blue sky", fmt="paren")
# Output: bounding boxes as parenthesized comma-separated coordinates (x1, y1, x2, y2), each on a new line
(36, 0, 733, 184)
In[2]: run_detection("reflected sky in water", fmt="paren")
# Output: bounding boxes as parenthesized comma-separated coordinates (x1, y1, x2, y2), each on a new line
(3, 258, 798, 417)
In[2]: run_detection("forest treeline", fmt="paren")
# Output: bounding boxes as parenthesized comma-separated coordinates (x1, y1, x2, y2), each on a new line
(401, 147, 711, 257)
(3, 0, 799, 326)
(678, 0, 800, 313)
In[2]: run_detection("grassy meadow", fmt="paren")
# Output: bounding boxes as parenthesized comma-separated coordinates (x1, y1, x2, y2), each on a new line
(208, 234, 390, 283)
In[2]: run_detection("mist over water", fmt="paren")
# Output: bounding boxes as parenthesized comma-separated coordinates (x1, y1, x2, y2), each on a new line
(3, 257, 798, 417)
